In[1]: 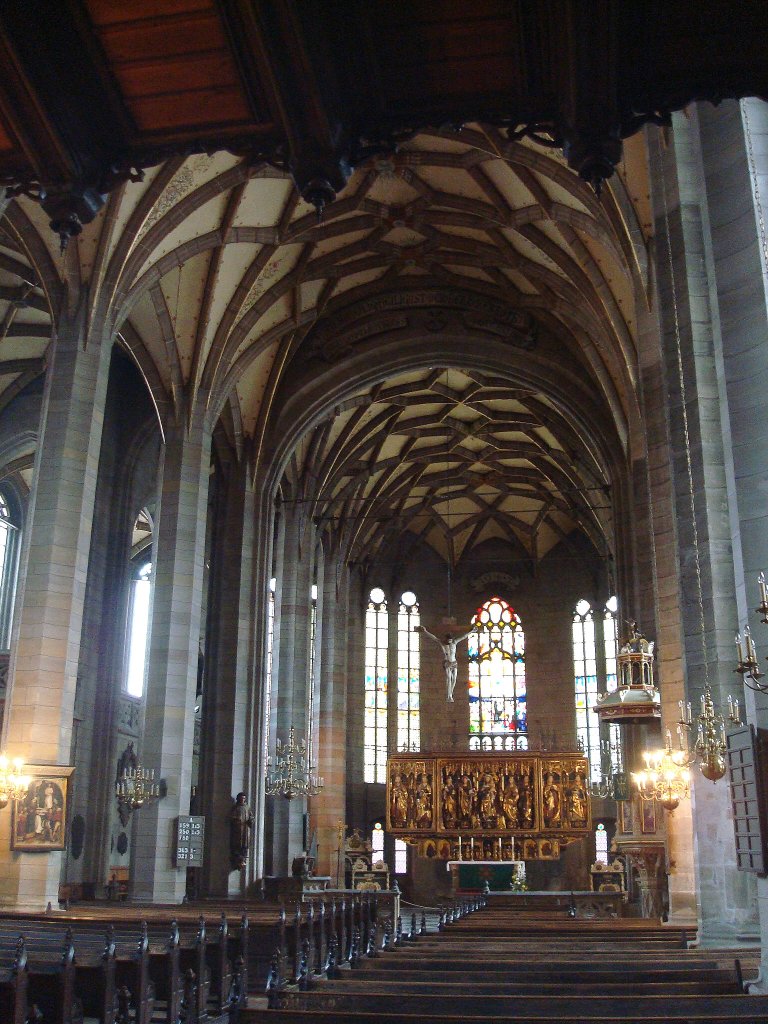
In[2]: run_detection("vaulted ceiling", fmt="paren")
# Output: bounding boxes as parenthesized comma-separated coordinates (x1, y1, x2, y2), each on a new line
(0, 1, 765, 569)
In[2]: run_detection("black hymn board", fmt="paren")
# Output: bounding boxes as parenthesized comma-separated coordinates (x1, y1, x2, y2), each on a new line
(726, 725, 768, 874)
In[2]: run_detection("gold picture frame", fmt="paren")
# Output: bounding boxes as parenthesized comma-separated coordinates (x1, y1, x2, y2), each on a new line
(11, 765, 74, 852)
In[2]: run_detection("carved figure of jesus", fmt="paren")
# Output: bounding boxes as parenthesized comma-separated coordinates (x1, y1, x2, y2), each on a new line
(415, 625, 473, 701)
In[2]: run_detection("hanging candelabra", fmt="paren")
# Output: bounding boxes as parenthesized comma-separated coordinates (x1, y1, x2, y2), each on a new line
(735, 572, 768, 693)
(265, 726, 324, 800)
(590, 737, 629, 800)
(115, 763, 161, 811)
(632, 730, 693, 811)
(677, 689, 741, 782)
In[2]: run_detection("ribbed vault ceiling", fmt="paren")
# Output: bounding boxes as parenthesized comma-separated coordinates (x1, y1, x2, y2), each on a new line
(0, 124, 650, 563)
(284, 366, 611, 568)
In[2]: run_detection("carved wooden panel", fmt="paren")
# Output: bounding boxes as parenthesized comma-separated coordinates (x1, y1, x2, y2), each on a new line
(726, 725, 768, 875)
(387, 750, 590, 859)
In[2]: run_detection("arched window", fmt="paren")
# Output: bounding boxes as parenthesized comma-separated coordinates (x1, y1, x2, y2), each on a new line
(0, 490, 21, 651)
(573, 599, 599, 781)
(364, 587, 388, 783)
(604, 595, 618, 692)
(307, 582, 318, 764)
(371, 821, 384, 862)
(397, 590, 420, 752)
(595, 822, 609, 862)
(468, 597, 527, 750)
(264, 576, 276, 763)
(574, 596, 620, 785)
(125, 560, 152, 697)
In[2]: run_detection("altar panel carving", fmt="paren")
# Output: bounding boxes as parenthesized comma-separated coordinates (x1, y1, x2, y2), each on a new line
(387, 751, 590, 860)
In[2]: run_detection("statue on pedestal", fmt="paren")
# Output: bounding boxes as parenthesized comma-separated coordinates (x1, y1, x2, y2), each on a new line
(229, 792, 254, 871)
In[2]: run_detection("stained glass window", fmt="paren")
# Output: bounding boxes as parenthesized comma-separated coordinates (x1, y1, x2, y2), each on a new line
(371, 821, 384, 861)
(467, 597, 527, 749)
(397, 590, 420, 751)
(364, 587, 388, 783)
(595, 822, 609, 862)
(573, 599, 600, 783)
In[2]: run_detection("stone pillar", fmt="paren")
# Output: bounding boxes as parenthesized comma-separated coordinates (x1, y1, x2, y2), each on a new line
(268, 502, 314, 875)
(313, 549, 349, 880)
(689, 96, 768, 973)
(198, 453, 258, 896)
(647, 103, 763, 938)
(131, 407, 212, 903)
(0, 296, 113, 908)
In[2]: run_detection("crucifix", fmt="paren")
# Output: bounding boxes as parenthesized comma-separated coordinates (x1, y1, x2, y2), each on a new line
(415, 625, 473, 702)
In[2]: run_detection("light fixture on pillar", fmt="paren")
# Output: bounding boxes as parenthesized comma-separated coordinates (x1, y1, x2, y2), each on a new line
(734, 574, 768, 694)
(115, 764, 161, 813)
(265, 726, 324, 800)
(0, 756, 30, 808)
(632, 730, 692, 811)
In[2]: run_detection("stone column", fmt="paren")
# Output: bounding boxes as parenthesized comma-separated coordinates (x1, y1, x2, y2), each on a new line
(648, 104, 761, 938)
(691, 97, 768, 975)
(313, 549, 349, 880)
(0, 296, 113, 908)
(268, 502, 314, 875)
(198, 452, 258, 896)
(131, 406, 212, 903)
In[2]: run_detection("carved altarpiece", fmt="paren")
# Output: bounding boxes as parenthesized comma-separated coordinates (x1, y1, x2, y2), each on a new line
(387, 751, 590, 861)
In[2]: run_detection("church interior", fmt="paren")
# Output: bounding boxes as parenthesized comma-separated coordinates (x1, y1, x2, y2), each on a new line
(1, 1, 768, 1020)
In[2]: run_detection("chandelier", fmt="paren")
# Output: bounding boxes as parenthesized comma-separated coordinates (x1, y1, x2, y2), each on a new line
(265, 726, 323, 800)
(735, 572, 768, 693)
(632, 731, 692, 811)
(677, 688, 741, 782)
(115, 763, 161, 811)
(590, 738, 629, 801)
(0, 756, 30, 809)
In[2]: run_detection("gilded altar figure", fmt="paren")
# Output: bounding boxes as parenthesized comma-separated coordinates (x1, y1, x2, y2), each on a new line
(415, 771, 433, 828)
(567, 770, 588, 823)
(518, 769, 534, 828)
(457, 770, 475, 827)
(543, 771, 562, 827)
(442, 771, 457, 829)
(478, 771, 499, 829)
(500, 772, 519, 828)
(390, 771, 409, 828)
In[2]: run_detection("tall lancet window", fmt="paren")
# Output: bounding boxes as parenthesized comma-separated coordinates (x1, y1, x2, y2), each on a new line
(364, 587, 388, 783)
(573, 599, 600, 783)
(264, 577, 276, 763)
(468, 597, 527, 750)
(604, 595, 618, 692)
(397, 590, 420, 751)
(307, 583, 318, 764)
(124, 508, 154, 699)
(0, 490, 20, 651)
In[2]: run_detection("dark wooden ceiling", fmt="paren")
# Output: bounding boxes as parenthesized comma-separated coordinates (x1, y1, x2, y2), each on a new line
(1, 0, 767, 243)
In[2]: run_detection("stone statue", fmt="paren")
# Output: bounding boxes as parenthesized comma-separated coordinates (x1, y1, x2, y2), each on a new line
(415, 625, 473, 701)
(229, 792, 254, 871)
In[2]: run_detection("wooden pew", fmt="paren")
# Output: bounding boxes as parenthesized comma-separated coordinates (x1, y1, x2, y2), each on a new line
(0, 937, 28, 1024)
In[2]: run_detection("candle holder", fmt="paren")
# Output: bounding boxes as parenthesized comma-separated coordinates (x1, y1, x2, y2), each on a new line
(735, 573, 768, 692)
(676, 687, 741, 783)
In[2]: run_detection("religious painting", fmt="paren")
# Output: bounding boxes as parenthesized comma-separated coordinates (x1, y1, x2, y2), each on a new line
(619, 798, 635, 834)
(641, 799, 657, 835)
(561, 762, 591, 829)
(11, 765, 74, 852)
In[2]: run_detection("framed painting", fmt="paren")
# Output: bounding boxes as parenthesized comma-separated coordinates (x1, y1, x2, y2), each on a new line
(619, 798, 635, 834)
(641, 799, 657, 834)
(11, 765, 74, 852)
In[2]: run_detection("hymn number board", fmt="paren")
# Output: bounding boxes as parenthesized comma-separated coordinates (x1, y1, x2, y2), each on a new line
(175, 815, 205, 867)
